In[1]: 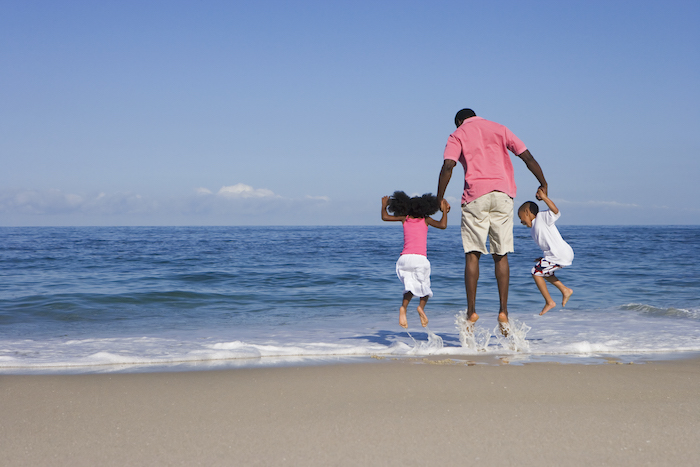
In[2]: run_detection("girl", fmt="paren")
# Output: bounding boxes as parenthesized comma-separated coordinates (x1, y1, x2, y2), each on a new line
(381, 191, 449, 328)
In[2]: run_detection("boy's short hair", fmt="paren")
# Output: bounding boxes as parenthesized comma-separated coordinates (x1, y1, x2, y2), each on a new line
(454, 108, 476, 127)
(519, 201, 539, 216)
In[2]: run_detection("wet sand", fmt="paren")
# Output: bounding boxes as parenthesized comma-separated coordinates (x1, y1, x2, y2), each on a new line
(2, 357, 699, 466)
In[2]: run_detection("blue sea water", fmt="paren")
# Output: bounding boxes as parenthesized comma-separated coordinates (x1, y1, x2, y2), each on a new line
(1, 225, 699, 373)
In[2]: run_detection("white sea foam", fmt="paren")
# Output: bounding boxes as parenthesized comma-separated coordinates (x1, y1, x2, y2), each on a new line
(2, 302, 700, 373)
(493, 320, 531, 353)
(454, 309, 491, 351)
(405, 327, 444, 355)
(452, 310, 532, 353)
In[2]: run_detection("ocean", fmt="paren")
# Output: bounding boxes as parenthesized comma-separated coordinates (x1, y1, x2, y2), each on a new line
(1, 225, 699, 373)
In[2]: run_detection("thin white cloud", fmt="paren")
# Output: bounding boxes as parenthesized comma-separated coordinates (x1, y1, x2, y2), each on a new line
(305, 195, 330, 202)
(552, 199, 700, 216)
(0, 189, 154, 215)
(556, 199, 640, 209)
(0, 184, 334, 224)
(216, 183, 277, 199)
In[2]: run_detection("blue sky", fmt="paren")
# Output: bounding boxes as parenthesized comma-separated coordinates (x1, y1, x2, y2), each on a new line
(1, 0, 698, 226)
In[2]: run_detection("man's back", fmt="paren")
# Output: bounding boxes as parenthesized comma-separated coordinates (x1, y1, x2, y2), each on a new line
(443, 116, 527, 203)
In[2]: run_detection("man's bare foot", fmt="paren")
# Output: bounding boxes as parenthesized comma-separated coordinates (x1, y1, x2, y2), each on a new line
(417, 306, 429, 327)
(562, 288, 573, 307)
(399, 306, 408, 329)
(460, 312, 478, 336)
(540, 301, 556, 315)
(497, 312, 509, 336)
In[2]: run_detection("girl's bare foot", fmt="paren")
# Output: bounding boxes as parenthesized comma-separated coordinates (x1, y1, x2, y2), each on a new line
(399, 306, 408, 328)
(540, 301, 556, 315)
(417, 306, 429, 327)
(562, 288, 573, 307)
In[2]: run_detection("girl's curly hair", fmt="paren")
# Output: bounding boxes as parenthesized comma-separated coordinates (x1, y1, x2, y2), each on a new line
(387, 191, 440, 218)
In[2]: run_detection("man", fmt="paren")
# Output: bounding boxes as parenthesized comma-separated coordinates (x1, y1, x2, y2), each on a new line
(436, 108, 547, 332)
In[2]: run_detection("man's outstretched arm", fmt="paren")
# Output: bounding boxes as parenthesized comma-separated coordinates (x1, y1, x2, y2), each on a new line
(437, 159, 457, 208)
(516, 150, 548, 198)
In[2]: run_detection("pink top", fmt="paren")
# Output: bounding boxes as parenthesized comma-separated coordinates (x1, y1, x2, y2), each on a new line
(401, 217, 428, 256)
(443, 116, 527, 204)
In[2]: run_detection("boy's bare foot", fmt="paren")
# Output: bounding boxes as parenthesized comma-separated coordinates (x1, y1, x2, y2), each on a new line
(540, 301, 556, 315)
(497, 312, 509, 336)
(417, 306, 429, 327)
(468, 311, 479, 324)
(399, 306, 408, 329)
(562, 288, 573, 307)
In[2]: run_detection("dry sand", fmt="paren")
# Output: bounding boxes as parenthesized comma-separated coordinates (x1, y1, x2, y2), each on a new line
(2, 357, 699, 466)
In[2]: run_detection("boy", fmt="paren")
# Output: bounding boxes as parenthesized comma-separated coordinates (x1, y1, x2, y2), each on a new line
(518, 188, 574, 315)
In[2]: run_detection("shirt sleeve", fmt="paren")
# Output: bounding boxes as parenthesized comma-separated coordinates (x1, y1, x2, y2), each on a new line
(504, 127, 527, 156)
(443, 133, 462, 161)
(542, 210, 560, 226)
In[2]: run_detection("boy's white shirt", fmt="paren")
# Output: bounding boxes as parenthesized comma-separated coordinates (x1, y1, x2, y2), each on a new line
(531, 210, 574, 266)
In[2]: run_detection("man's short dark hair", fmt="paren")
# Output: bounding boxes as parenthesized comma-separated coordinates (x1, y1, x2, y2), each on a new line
(455, 108, 476, 127)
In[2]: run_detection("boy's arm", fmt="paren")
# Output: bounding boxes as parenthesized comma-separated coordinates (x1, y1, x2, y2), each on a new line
(537, 188, 559, 215)
(425, 199, 449, 229)
(381, 196, 405, 222)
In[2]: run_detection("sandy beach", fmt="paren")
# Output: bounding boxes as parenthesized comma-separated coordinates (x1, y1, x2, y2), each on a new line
(2, 357, 699, 466)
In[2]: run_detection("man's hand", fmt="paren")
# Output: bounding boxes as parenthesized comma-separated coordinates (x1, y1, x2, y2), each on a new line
(440, 199, 451, 213)
(437, 159, 456, 205)
(536, 186, 548, 201)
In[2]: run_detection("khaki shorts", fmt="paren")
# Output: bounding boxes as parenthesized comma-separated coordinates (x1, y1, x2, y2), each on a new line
(461, 191, 514, 255)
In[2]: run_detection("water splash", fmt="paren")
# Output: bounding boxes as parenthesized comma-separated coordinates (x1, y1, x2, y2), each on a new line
(454, 310, 491, 351)
(493, 319, 531, 352)
(406, 327, 444, 354)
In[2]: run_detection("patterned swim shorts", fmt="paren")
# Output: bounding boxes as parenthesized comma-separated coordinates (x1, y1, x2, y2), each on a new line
(531, 258, 563, 277)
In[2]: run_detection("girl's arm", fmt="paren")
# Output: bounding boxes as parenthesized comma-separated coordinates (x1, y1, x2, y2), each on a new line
(537, 188, 559, 215)
(425, 199, 449, 229)
(381, 196, 405, 222)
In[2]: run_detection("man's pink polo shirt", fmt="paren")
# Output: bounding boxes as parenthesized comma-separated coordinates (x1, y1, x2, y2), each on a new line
(443, 116, 527, 204)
